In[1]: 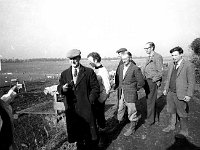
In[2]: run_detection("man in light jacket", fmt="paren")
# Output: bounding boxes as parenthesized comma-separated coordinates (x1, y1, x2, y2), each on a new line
(162, 46, 195, 137)
(143, 42, 163, 127)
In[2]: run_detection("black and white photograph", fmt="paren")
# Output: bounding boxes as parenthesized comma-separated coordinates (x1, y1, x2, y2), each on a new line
(0, 0, 200, 149)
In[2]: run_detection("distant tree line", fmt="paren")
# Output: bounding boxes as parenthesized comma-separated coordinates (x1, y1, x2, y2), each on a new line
(1, 56, 147, 63)
(1, 58, 67, 63)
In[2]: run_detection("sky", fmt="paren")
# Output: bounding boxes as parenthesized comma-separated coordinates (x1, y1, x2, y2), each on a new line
(0, 0, 200, 59)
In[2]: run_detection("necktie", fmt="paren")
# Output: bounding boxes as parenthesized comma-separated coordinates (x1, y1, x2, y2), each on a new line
(74, 68, 77, 77)
(174, 63, 178, 69)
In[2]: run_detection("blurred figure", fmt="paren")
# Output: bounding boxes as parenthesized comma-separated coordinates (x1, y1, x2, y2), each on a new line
(162, 47, 195, 137)
(143, 42, 163, 127)
(57, 49, 100, 150)
(87, 52, 111, 131)
(115, 51, 144, 136)
(0, 85, 20, 150)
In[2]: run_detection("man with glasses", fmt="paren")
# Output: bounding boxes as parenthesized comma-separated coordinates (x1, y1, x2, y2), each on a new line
(143, 42, 163, 127)
(57, 49, 100, 149)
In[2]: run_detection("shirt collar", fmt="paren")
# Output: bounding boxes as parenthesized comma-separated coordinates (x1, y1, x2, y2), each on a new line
(72, 65, 80, 71)
(95, 64, 103, 69)
(124, 62, 130, 68)
(149, 51, 155, 57)
(176, 59, 183, 67)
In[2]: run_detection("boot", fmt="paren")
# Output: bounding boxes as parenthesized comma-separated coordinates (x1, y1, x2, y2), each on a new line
(179, 117, 188, 137)
(162, 113, 176, 132)
(123, 121, 136, 136)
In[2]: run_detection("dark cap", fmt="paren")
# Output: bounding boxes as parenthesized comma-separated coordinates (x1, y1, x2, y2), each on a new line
(66, 49, 81, 58)
(116, 48, 127, 54)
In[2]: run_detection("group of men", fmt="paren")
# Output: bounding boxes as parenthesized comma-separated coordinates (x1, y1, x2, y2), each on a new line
(57, 42, 195, 150)
(0, 42, 195, 150)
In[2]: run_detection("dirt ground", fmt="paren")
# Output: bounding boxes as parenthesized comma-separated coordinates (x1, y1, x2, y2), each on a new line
(1, 78, 200, 150)
(100, 87, 200, 150)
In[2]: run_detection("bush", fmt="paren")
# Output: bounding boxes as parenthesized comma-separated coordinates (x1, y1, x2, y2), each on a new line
(190, 38, 200, 83)
(190, 38, 200, 56)
(191, 55, 200, 83)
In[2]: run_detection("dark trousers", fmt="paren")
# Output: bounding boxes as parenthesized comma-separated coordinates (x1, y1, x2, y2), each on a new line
(93, 101, 106, 129)
(144, 79, 158, 124)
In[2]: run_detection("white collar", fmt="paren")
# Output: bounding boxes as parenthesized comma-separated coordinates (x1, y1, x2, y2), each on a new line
(176, 59, 183, 67)
(72, 65, 80, 70)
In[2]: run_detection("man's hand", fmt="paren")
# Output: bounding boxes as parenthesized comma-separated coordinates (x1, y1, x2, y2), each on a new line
(62, 83, 69, 92)
(163, 90, 167, 96)
(1, 86, 17, 103)
(156, 81, 161, 87)
(183, 96, 191, 102)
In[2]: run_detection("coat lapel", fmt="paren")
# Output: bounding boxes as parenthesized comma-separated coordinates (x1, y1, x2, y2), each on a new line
(168, 63, 174, 81)
(119, 64, 124, 82)
(177, 59, 185, 77)
(67, 67, 73, 83)
(123, 63, 132, 80)
(145, 53, 155, 66)
(75, 65, 86, 87)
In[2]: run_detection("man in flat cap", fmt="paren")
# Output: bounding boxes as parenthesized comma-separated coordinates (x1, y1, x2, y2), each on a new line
(115, 51, 144, 136)
(57, 49, 100, 149)
(113, 48, 136, 121)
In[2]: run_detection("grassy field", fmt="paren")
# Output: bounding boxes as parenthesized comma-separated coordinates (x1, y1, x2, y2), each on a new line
(0, 57, 173, 87)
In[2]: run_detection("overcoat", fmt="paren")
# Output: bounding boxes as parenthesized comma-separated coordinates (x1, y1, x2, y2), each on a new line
(0, 99, 16, 150)
(117, 62, 145, 103)
(57, 64, 100, 143)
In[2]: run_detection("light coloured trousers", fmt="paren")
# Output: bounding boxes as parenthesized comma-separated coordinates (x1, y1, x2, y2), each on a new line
(117, 90, 138, 122)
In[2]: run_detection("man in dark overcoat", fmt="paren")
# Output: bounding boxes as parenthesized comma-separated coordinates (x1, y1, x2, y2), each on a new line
(0, 85, 19, 150)
(57, 49, 100, 150)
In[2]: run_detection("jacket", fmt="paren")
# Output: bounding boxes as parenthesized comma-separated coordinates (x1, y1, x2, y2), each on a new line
(164, 59, 195, 100)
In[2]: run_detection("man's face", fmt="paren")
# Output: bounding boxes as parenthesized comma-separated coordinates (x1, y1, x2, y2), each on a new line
(87, 56, 96, 68)
(144, 44, 153, 55)
(122, 53, 130, 66)
(69, 56, 81, 68)
(171, 51, 182, 63)
(118, 51, 126, 58)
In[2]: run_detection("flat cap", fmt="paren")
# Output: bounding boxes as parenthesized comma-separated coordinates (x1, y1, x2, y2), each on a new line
(66, 49, 81, 58)
(116, 48, 127, 53)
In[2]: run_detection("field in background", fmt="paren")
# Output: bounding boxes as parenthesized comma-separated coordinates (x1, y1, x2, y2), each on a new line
(0, 57, 173, 87)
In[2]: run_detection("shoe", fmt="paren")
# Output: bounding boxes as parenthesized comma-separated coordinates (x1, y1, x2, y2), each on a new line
(123, 121, 136, 136)
(98, 137, 105, 148)
(162, 125, 175, 132)
(162, 113, 176, 132)
(143, 121, 154, 128)
(179, 117, 188, 137)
